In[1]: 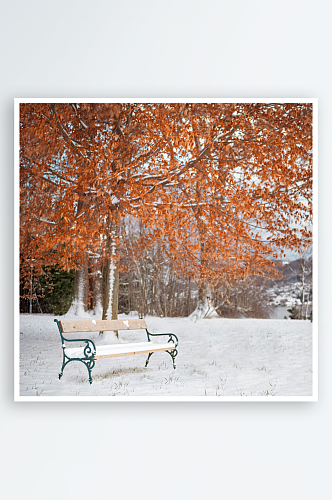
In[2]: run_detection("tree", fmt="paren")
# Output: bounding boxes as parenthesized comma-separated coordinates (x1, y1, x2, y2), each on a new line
(20, 102, 313, 320)
(133, 103, 312, 318)
(118, 217, 197, 318)
(20, 103, 180, 318)
(288, 247, 313, 320)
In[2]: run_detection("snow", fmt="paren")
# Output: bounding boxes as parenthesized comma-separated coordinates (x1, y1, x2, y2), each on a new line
(189, 297, 219, 322)
(38, 217, 56, 224)
(17, 313, 314, 401)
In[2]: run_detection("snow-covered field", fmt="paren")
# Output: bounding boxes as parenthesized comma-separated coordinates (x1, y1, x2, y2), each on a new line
(17, 313, 314, 400)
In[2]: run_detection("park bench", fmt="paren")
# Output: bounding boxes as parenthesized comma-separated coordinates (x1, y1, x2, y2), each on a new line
(54, 318, 178, 384)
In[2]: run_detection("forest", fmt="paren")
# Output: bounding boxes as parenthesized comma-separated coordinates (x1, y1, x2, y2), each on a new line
(19, 102, 313, 321)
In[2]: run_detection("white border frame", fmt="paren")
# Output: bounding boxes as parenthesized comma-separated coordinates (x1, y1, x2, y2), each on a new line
(14, 98, 318, 402)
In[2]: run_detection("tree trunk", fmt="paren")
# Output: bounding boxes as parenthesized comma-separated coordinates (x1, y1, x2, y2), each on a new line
(187, 276, 191, 316)
(189, 164, 219, 321)
(189, 282, 217, 321)
(91, 268, 103, 317)
(102, 213, 120, 337)
(68, 262, 89, 316)
(189, 214, 219, 321)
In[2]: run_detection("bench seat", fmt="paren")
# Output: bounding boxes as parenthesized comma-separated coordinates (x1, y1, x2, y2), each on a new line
(65, 341, 175, 360)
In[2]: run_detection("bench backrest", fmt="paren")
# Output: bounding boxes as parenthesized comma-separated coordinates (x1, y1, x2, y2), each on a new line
(58, 318, 147, 334)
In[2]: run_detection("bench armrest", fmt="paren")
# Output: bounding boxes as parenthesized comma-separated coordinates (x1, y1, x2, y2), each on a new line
(146, 330, 178, 349)
(54, 319, 96, 358)
(62, 337, 97, 358)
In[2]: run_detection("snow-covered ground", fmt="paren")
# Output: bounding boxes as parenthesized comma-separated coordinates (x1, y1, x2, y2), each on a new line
(17, 313, 314, 400)
(271, 306, 291, 319)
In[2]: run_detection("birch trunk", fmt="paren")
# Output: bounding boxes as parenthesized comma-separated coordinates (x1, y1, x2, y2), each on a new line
(101, 214, 120, 338)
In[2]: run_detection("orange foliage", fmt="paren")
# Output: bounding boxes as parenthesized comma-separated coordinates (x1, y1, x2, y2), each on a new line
(19, 102, 313, 290)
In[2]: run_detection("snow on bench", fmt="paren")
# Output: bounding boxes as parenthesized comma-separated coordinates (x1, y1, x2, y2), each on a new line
(54, 318, 178, 384)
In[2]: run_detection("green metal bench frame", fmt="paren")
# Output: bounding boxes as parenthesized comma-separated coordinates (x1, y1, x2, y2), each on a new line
(54, 319, 178, 384)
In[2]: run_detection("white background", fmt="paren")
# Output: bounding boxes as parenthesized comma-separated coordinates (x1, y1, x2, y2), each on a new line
(1, 1, 331, 499)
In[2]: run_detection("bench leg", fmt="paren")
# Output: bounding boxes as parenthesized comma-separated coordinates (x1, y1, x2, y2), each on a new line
(59, 351, 66, 379)
(58, 358, 95, 384)
(59, 359, 71, 380)
(146, 350, 177, 369)
(83, 359, 95, 384)
(167, 350, 177, 369)
(145, 352, 153, 367)
(86, 362, 93, 384)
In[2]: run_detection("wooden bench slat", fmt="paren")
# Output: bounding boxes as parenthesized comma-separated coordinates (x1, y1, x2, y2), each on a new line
(59, 318, 147, 333)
